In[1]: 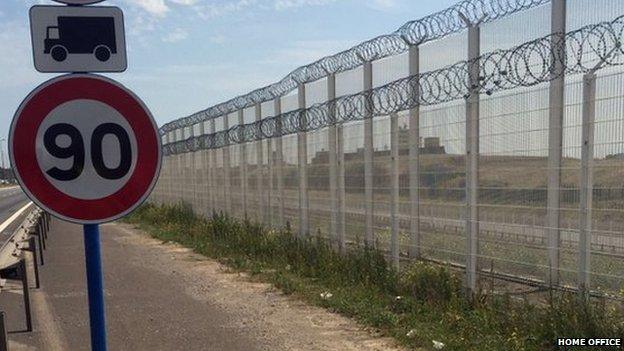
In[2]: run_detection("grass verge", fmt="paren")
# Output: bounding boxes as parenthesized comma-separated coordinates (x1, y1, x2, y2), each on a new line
(124, 203, 624, 351)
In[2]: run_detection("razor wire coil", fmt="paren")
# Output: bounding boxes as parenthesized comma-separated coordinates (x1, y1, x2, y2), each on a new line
(164, 15, 624, 156)
(159, 0, 550, 134)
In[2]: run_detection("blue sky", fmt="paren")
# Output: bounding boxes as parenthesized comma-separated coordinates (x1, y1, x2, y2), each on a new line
(0, 0, 457, 145)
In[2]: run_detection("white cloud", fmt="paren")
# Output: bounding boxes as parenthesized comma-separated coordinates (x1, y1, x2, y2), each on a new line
(126, 0, 169, 17)
(162, 27, 188, 42)
(367, 0, 400, 11)
(194, 0, 256, 20)
(274, 0, 337, 11)
(169, 0, 198, 4)
(208, 35, 226, 44)
(263, 39, 357, 66)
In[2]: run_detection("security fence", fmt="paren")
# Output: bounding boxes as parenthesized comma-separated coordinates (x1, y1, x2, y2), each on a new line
(150, 0, 624, 297)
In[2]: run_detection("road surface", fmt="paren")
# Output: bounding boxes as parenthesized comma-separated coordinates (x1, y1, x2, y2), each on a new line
(1, 218, 401, 350)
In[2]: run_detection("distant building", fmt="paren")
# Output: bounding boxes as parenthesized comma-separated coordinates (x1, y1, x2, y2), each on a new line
(606, 153, 624, 160)
(310, 128, 445, 164)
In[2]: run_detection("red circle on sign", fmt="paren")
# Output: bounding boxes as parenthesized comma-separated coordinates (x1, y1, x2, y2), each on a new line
(9, 74, 161, 224)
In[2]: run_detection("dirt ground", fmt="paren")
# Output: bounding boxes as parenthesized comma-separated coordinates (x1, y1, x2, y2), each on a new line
(112, 222, 405, 351)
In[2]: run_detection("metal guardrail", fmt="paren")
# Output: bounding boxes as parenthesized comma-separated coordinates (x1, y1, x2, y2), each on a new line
(0, 208, 50, 345)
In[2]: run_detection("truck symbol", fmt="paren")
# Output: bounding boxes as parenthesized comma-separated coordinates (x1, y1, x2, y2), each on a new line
(44, 16, 117, 62)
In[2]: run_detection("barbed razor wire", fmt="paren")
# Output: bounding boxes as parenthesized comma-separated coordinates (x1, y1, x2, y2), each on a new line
(159, 0, 550, 134)
(163, 15, 624, 156)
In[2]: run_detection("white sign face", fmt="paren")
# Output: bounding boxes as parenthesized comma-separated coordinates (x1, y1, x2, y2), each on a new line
(29, 5, 126, 73)
(35, 99, 138, 200)
(51, 0, 107, 4)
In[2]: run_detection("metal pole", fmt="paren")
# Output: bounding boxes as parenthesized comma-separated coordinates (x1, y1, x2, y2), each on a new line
(337, 122, 346, 253)
(255, 104, 265, 224)
(35, 228, 44, 265)
(189, 126, 196, 210)
(297, 83, 309, 237)
(463, 16, 481, 294)
(0, 311, 7, 351)
(197, 122, 206, 216)
(546, 0, 566, 286)
(328, 74, 339, 249)
(163, 133, 171, 204)
(408, 45, 421, 259)
(275, 99, 285, 227)
(39, 219, 46, 250)
(579, 71, 596, 294)
(223, 116, 232, 213)
(17, 259, 32, 332)
(83, 224, 107, 351)
(390, 112, 400, 269)
(177, 129, 183, 203)
(209, 120, 216, 214)
(238, 110, 248, 219)
(363, 61, 374, 247)
(267, 134, 273, 226)
(27, 237, 40, 288)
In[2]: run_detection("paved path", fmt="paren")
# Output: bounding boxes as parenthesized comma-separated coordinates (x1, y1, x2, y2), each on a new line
(2, 218, 401, 351)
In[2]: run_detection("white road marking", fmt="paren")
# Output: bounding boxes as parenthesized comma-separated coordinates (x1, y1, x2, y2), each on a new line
(0, 202, 33, 234)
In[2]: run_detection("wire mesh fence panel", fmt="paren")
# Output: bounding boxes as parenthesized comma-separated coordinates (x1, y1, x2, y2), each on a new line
(150, 0, 624, 297)
(418, 102, 467, 266)
(280, 94, 301, 232)
(478, 85, 550, 286)
(305, 78, 331, 239)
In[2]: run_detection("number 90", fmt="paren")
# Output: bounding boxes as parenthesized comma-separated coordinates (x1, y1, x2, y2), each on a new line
(43, 123, 132, 181)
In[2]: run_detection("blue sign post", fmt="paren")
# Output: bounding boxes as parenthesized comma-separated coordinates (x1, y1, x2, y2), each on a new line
(83, 224, 107, 351)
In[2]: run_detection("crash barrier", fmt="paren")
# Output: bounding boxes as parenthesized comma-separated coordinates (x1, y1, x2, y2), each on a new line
(0, 208, 50, 350)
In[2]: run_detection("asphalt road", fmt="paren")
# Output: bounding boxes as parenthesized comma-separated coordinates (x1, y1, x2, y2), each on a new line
(3, 219, 263, 350)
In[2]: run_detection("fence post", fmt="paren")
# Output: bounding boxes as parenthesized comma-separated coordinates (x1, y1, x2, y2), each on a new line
(267, 130, 273, 227)
(181, 127, 189, 204)
(408, 45, 421, 259)
(275, 98, 285, 227)
(579, 70, 597, 294)
(209, 119, 216, 213)
(223, 116, 232, 213)
(328, 74, 339, 249)
(161, 133, 169, 204)
(390, 112, 400, 269)
(175, 129, 183, 203)
(547, 0, 566, 286)
(255, 103, 266, 224)
(238, 110, 248, 219)
(337, 107, 347, 253)
(461, 14, 481, 295)
(298, 83, 309, 237)
(363, 61, 374, 247)
(188, 126, 196, 211)
(197, 122, 206, 216)
(169, 132, 176, 205)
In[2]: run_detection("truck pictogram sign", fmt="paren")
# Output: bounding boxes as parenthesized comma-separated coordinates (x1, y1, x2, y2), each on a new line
(30, 6, 126, 73)
(45, 16, 117, 62)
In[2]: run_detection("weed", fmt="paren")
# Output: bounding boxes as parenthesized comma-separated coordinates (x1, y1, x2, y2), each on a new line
(125, 203, 624, 350)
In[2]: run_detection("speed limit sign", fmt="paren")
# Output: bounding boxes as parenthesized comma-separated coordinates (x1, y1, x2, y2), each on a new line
(9, 74, 161, 224)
